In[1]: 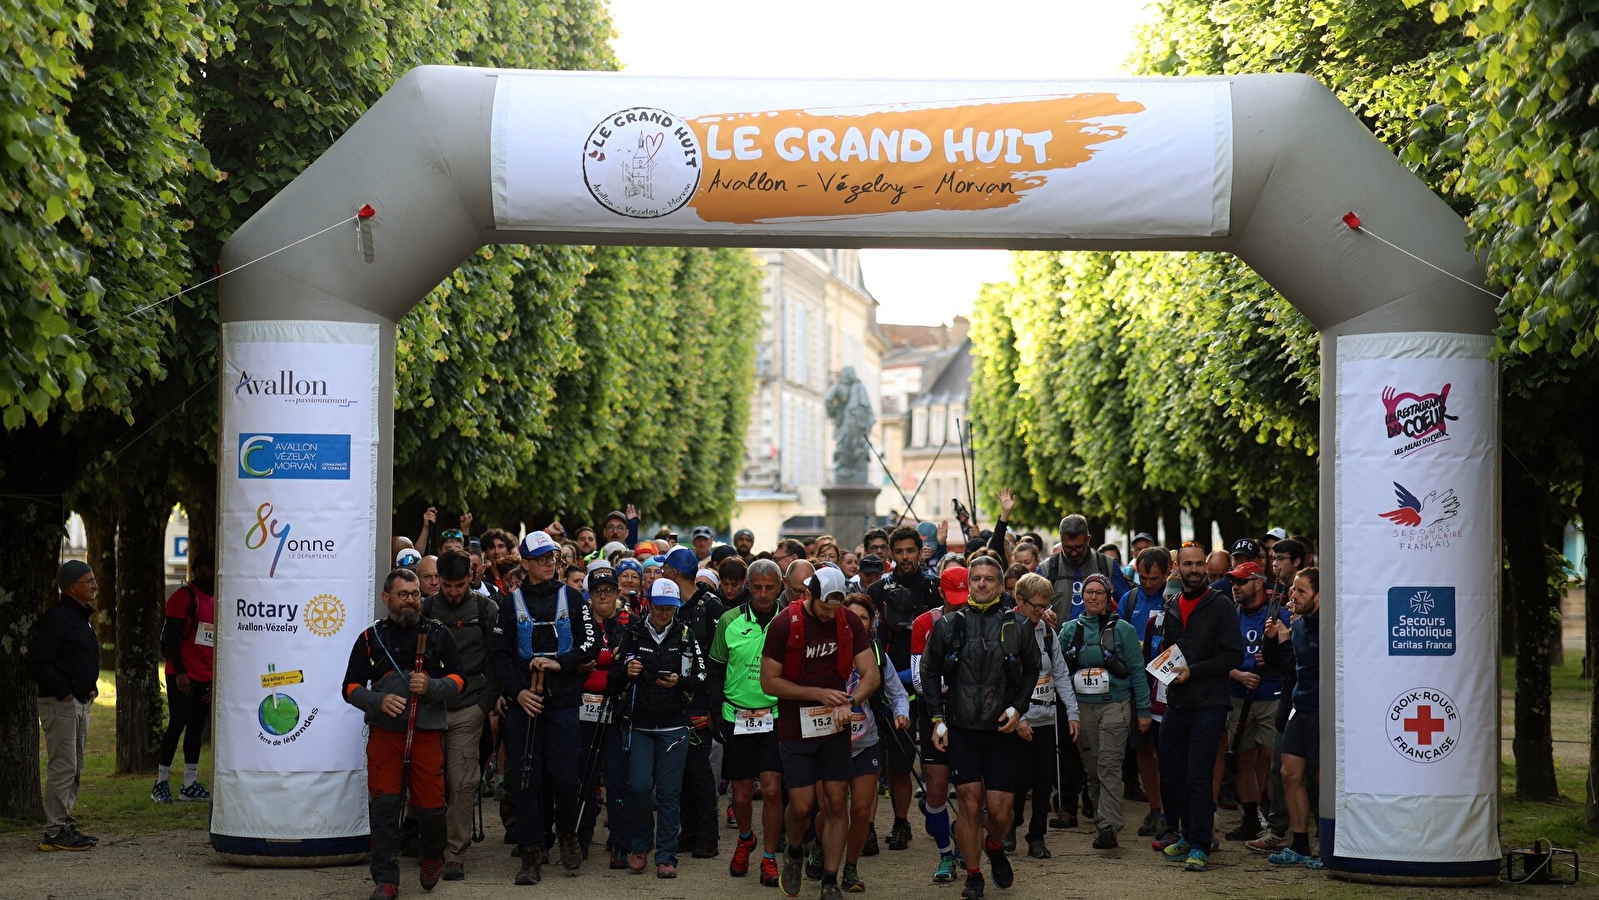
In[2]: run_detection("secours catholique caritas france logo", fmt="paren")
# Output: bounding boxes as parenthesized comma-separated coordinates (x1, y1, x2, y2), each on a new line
(583, 107, 702, 218)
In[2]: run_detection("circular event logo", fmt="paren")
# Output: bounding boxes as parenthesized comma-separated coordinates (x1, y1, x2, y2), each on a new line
(259, 693, 301, 736)
(304, 593, 346, 637)
(1385, 686, 1460, 764)
(583, 107, 702, 219)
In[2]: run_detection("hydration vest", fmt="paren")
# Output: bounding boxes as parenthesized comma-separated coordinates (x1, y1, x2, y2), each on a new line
(513, 584, 574, 661)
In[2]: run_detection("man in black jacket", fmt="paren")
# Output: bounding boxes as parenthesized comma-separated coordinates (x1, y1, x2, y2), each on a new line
(29, 560, 102, 852)
(492, 530, 599, 885)
(658, 546, 725, 858)
(1154, 545, 1244, 873)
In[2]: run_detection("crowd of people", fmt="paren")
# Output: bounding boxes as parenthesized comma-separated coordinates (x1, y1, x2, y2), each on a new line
(26, 501, 1324, 900)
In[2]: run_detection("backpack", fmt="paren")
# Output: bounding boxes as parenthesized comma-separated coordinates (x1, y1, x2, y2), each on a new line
(1063, 615, 1130, 677)
(938, 608, 1024, 698)
(423, 593, 494, 673)
(781, 600, 853, 681)
(1041, 552, 1120, 610)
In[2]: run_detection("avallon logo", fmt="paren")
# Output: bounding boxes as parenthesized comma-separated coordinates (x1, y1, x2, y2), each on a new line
(233, 369, 357, 407)
(1378, 481, 1464, 551)
(1381, 384, 1458, 457)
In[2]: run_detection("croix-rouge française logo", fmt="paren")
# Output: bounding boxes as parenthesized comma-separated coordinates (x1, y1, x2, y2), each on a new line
(1382, 383, 1458, 458)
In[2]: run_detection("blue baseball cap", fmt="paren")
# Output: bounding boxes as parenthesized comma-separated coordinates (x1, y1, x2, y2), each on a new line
(519, 531, 558, 559)
(661, 546, 699, 576)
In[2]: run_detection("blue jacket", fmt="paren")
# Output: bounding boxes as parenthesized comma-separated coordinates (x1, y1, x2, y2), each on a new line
(1290, 610, 1319, 714)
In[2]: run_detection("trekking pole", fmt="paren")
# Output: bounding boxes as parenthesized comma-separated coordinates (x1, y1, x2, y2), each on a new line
(472, 777, 486, 843)
(399, 631, 428, 831)
(956, 419, 978, 533)
(863, 436, 920, 522)
(518, 666, 547, 793)
(574, 699, 611, 830)
(895, 437, 949, 528)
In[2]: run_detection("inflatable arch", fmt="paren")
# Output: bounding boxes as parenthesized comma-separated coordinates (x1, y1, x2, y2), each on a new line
(214, 67, 1499, 883)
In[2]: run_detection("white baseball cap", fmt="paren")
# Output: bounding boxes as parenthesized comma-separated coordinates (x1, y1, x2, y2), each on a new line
(519, 531, 558, 559)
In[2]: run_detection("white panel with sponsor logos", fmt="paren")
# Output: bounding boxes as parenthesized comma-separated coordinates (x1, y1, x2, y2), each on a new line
(1333, 332, 1498, 863)
(214, 321, 378, 840)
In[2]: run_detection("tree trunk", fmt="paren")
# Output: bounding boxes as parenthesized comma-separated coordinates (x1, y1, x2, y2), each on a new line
(114, 488, 170, 775)
(0, 495, 65, 819)
(1160, 502, 1183, 551)
(82, 506, 118, 671)
(1579, 392, 1599, 830)
(1502, 561, 1517, 657)
(1505, 458, 1560, 800)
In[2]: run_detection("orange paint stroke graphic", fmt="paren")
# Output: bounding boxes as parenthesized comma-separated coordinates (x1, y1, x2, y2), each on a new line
(685, 94, 1144, 224)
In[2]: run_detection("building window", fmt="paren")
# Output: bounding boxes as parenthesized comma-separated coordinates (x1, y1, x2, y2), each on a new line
(911, 406, 928, 448)
(930, 404, 946, 447)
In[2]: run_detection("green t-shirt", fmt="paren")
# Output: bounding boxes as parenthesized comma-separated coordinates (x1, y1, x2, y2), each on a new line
(711, 602, 779, 722)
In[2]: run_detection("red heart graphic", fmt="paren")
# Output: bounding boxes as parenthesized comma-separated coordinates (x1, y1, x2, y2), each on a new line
(645, 132, 664, 160)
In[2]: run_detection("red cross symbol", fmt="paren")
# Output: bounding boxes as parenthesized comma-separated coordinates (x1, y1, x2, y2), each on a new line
(1403, 705, 1447, 746)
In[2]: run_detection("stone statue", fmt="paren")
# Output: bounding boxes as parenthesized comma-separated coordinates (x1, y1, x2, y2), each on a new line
(824, 366, 876, 484)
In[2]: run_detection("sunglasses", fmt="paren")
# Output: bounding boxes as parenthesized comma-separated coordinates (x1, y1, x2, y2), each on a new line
(441, 529, 465, 540)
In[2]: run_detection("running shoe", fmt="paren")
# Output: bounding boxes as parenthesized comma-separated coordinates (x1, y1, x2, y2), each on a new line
(1092, 825, 1117, 850)
(609, 847, 628, 870)
(1161, 837, 1191, 861)
(986, 843, 1013, 889)
(1226, 818, 1262, 841)
(657, 863, 677, 878)
(1246, 831, 1289, 853)
(177, 781, 211, 802)
(442, 861, 465, 881)
(1136, 809, 1164, 836)
(887, 817, 912, 851)
(38, 829, 94, 852)
(1268, 847, 1324, 869)
(960, 872, 985, 900)
(151, 780, 173, 804)
(1152, 830, 1183, 852)
(932, 852, 958, 884)
(1026, 836, 1051, 859)
(1184, 848, 1209, 872)
(862, 822, 879, 856)
(730, 832, 757, 877)
(420, 858, 442, 891)
(369, 884, 398, 900)
(728, 804, 738, 828)
(805, 843, 824, 880)
(821, 882, 844, 900)
(781, 850, 803, 897)
(841, 862, 865, 893)
(759, 855, 780, 887)
(628, 851, 648, 873)
(1002, 826, 1016, 852)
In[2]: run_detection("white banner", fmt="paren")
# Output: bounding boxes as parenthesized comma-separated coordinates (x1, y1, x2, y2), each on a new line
(1334, 332, 1499, 863)
(213, 321, 378, 844)
(492, 74, 1232, 239)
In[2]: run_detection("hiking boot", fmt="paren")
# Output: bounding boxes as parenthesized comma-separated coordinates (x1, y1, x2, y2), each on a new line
(759, 855, 779, 887)
(1002, 826, 1016, 853)
(841, 862, 865, 893)
(731, 832, 757, 876)
(1092, 825, 1117, 850)
(442, 861, 465, 881)
(178, 781, 212, 802)
(1161, 837, 1191, 861)
(608, 847, 628, 870)
(1185, 848, 1210, 872)
(369, 883, 398, 900)
(628, 851, 648, 873)
(515, 846, 542, 885)
(1226, 818, 1262, 841)
(781, 850, 803, 897)
(862, 822, 879, 856)
(805, 844, 824, 880)
(932, 852, 957, 884)
(986, 843, 1013, 889)
(38, 829, 94, 852)
(420, 858, 443, 891)
(151, 780, 173, 804)
(887, 817, 912, 851)
(1026, 836, 1050, 859)
(960, 872, 985, 900)
(692, 841, 719, 859)
(820, 882, 844, 900)
(1136, 809, 1164, 837)
(557, 831, 581, 872)
(1246, 831, 1289, 853)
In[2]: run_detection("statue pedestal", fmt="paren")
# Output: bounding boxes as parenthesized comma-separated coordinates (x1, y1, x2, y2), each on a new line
(823, 484, 881, 551)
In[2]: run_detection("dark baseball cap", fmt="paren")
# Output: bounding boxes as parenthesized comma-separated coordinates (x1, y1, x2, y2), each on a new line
(859, 554, 885, 574)
(604, 510, 627, 525)
(1231, 538, 1261, 559)
(692, 526, 714, 540)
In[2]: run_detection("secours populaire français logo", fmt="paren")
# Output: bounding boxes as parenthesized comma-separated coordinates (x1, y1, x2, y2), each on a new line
(583, 107, 702, 218)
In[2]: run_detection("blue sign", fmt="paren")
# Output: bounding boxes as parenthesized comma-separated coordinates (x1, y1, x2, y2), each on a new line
(174, 536, 189, 558)
(1387, 586, 1455, 656)
(238, 433, 352, 480)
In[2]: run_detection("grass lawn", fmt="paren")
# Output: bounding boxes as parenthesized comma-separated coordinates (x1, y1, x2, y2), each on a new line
(2, 661, 1596, 886)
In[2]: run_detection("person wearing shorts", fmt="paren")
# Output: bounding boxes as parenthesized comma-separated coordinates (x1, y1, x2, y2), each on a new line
(837, 595, 910, 892)
(1222, 560, 1286, 843)
(921, 557, 1041, 900)
(761, 567, 875, 900)
(1268, 568, 1322, 869)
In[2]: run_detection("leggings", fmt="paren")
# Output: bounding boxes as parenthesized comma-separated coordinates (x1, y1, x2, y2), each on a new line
(160, 674, 211, 766)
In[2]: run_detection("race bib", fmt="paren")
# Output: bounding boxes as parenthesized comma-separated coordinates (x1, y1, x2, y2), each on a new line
(578, 692, 611, 723)
(1072, 668, 1111, 695)
(799, 704, 850, 739)
(850, 709, 868, 739)
(195, 623, 216, 648)
(1031, 673, 1055, 703)
(734, 707, 774, 735)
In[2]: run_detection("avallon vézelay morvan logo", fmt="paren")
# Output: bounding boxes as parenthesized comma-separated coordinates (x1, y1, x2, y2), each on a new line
(584, 107, 702, 219)
(1381, 383, 1458, 457)
(1377, 481, 1464, 551)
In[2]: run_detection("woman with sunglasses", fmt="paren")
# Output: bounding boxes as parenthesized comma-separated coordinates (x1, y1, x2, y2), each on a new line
(1058, 573, 1150, 852)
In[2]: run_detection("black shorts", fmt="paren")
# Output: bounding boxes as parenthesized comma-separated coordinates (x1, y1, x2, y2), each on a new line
(850, 742, 883, 779)
(1130, 717, 1161, 749)
(917, 713, 949, 768)
(724, 729, 782, 782)
(780, 732, 852, 789)
(947, 726, 1019, 792)
(1281, 707, 1319, 767)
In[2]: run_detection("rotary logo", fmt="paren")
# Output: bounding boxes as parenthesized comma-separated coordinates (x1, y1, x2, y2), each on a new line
(583, 107, 702, 218)
(303, 593, 346, 637)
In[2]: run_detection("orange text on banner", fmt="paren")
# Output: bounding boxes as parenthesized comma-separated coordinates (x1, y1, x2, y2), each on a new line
(683, 94, 1144, 224)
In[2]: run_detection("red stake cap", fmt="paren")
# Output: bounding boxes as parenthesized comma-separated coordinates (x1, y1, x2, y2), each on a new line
(357, 204, 376, 219)
(1342, 211, 1362, 230)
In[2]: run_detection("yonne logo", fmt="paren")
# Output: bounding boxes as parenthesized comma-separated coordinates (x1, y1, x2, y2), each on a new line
(238, 433, 351, 480)
(243, 501, 339, 577)
(233, 369, 359, 408)
(583, 107, 702, 219)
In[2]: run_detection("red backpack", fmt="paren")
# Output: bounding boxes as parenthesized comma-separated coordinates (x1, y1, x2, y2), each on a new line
(781, 600, 853, 681)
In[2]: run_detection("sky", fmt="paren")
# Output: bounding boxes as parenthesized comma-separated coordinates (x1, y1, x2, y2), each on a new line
(607, 0, 1153, 325)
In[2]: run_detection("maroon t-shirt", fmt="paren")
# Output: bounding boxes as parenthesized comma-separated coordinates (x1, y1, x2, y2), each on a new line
(762, 604, 870, 742)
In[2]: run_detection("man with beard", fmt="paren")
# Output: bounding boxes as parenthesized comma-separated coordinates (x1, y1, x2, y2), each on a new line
(1153, 545, 1243, 873)
(343, 569, 465, 899)
(153, 550, 218, 805)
